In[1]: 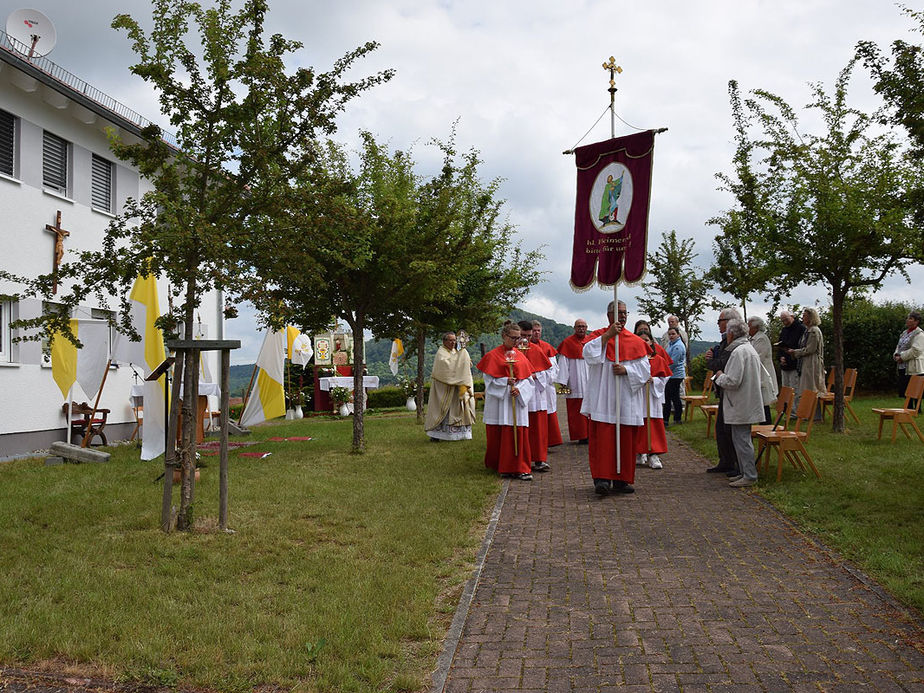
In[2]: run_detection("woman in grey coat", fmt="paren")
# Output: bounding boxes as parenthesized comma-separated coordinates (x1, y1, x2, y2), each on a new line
(786, 308, 825, 415)
(714, 319, 766, 487)
(748, 315, 779, 424)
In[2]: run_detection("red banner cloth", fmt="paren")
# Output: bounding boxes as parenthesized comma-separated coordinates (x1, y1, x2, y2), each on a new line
(571, 131, 655, 289)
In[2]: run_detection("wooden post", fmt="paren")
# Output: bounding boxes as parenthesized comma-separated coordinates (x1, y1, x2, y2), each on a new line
(219, 348, 230, 530)
(161, 355, 183, 532)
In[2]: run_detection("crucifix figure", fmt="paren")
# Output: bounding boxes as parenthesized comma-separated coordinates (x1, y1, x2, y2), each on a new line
(44, 210, 69, 294)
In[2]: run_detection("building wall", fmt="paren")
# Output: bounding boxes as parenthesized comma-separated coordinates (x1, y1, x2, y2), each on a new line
(0, 57, 223, 459)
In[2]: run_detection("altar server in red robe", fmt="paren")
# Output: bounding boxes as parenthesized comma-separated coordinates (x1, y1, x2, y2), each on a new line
(528, 320, 564, 447)
(477, 322, 535, 480)
(556, 319, 591, 443)
(518, 321, 554, 472)
(581, 301, 651, 495)
(636, 332, 671, 470)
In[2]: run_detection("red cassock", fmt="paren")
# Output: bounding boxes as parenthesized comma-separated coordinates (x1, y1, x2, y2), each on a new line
(584, 328, 650, 484)
(523, 346, 553, 464)
(477, 346, 533, 474)
(638, 352, 672, 455)
(535, 339, 564, 447)
(557, 334, 591, 441)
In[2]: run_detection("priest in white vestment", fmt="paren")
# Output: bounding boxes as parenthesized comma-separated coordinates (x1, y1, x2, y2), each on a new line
(425, 332, 476, 441)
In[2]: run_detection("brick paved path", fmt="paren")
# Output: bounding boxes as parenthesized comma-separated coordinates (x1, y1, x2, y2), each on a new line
(438, 429, 924, 692)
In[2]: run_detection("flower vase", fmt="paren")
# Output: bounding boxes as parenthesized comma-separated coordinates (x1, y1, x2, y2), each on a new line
(294, 405, 304, 419)
(338, 403, 351, 417)
(286, 409, 295, 420)
(406, 397, 417, 411)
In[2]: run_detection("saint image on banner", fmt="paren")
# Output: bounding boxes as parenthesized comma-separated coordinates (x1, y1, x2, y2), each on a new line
(591, 165, 634, 231)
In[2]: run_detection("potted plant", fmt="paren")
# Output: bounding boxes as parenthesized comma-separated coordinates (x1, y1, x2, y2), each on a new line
(398, 375, 418, 411)
(289, 389, 309, 419)
(329, 386, 352, 416)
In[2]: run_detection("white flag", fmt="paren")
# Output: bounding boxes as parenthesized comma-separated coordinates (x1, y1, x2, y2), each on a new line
(389, 339, 404, 376)
(51, 319, 110, 400)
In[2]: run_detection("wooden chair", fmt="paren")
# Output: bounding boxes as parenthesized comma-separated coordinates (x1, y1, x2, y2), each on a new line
(681, 370, 713, 422)
(872, 374, 924, 443)
(751, 386, 795, 439)
(819, 368, 860, 424)
(754, 390, 821, 481)
(703, 403, 719, 438)
(63, 401, 110, 448)
(129, 395, 144, 441)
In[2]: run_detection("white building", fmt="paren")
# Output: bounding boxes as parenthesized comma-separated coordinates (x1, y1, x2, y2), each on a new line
(0, 31, 224, 459)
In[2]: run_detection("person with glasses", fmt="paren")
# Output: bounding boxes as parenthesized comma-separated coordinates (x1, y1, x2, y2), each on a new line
(704, 308, 742, 476)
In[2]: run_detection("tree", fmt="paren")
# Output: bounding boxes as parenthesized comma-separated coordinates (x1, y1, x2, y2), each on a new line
(251, 132, 542, 447)
(722, 59, 922, 432)
(637, 229, 712, 357)
(707, 81, 780, 316)
(858, 6, 924, 235)
(2, 0, 391, 529)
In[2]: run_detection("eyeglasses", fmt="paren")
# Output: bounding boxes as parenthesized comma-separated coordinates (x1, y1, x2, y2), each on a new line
(717, 318, 728, 323)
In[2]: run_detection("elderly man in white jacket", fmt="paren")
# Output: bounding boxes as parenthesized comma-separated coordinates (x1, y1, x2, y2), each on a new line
(714, 319, 766, 487)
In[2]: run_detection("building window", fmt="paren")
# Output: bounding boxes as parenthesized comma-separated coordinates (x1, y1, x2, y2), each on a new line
(0, 109, 15, 177)
(91, 154, 113, 212)
(0, 301, 11, 362)
(43, 131, 69, 194)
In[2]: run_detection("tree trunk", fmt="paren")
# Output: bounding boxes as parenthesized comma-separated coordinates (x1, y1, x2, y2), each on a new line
(348, 314, 365, 453)
(416, 324, 426, 424)
(830, 284, 846, 433)
(176, 280, 198, 530)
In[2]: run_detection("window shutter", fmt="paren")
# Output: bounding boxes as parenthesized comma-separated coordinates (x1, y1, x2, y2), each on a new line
(91, 154, 113, 212)
(43, 131, 68, 193)
(0, 110, 14, 177)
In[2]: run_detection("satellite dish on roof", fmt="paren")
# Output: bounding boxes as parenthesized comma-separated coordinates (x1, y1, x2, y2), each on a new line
(5, 8, 57, 58)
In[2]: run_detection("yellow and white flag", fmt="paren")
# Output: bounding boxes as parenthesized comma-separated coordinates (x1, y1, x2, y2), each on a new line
(287, 325, 314, 366)
(111, 270, 167, 460)
(51, 319, 110, 400)
(389, 338, 404, 376)
(241, 329, 287, 427)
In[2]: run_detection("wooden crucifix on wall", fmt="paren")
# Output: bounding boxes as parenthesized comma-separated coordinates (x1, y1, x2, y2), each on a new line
(44, 210, 69, 294)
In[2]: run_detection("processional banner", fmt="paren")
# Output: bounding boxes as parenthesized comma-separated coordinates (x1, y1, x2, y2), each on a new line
(571, 130, 655, 289)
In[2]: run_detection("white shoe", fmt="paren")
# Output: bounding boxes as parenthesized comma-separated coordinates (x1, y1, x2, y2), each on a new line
(636, 454, 647, 466)
(648, 455, 663, 469)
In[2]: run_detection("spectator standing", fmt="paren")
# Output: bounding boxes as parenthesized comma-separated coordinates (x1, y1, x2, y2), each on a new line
(705, 307, 742, 475)
(714, 319, 766, 487)
(556, 319, 591, 443)
(476, 323, 535, 481)
(777, 310, 805, 394)
(748, 316, 779, 425)
(893, 311, 924, 403)
(581, 301, 651, 495)
(663, 327, 686, 425)
(659, 314, 689, 350)
(786, 308, 825, 416)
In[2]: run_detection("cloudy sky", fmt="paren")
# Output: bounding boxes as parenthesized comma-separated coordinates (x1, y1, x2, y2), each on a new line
(14, 0, 921, 362)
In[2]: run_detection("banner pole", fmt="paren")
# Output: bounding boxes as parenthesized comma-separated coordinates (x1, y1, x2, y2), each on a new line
(604, 56, 622, 476)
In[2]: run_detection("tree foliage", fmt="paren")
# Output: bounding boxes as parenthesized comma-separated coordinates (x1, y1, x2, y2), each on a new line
(251, 131, 543, 447)
(1, 0, 391, 529)
(714, 59, 922, 432)
(637, 229, 712, 350)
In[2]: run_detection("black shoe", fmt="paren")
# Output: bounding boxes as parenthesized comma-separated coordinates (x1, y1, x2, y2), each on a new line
(516, 472, 533, 481)
(577, 438, 589, 445)
(532, 461, 551, 472)
(612, 481, 635, 494)
(428, 437, 440, 443)
(593, 479, 610, 496)
(706, 465, 733, 474)
(726, 470, 741, 477)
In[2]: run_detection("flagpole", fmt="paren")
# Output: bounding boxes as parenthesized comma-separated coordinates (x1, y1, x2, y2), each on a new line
(604, 56, 622, 475)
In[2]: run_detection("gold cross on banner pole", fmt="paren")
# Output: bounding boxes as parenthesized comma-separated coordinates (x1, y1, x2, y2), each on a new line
(601, 56, 623, 139)
(44, 209, 70, 295)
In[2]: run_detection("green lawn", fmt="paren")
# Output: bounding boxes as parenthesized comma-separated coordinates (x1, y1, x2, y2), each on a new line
(0, 412, 499, 692)
(670, 393, 924, 616)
